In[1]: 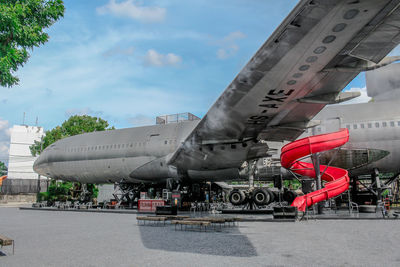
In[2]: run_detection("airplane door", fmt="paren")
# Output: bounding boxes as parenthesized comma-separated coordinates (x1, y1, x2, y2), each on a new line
(324, 117, 342, 134)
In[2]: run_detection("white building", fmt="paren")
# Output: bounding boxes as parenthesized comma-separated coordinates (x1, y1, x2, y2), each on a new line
(7, 125, 44, 180)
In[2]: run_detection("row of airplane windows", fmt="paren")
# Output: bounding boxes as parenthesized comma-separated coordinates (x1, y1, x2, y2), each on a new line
(65, 139, 178, 153)
(346, 121, 400, 130)
(304, 121, 400, 133)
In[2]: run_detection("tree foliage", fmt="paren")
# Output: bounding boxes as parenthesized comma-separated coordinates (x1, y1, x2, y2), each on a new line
(38, 180, 98, 203)
(0, 0, 65, 87)
(0, 161, 7, 176)
(30, 115, 115, 156)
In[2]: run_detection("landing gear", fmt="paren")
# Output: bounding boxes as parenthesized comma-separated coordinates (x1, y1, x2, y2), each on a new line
(113, 180, 143, 208)
(79, 184, 90, 202)
(351, 168, 400, 210)
(228, 160, 275, 209)
(71, 183, 96, 203)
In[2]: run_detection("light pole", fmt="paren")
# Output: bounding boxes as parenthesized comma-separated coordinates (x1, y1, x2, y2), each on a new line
(36, 136, 44, 202)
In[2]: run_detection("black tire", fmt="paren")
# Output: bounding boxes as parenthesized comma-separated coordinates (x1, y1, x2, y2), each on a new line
(229, 189, 246, 206)
(272, 191, 280, 201)
(265, 188, 275, 204)
(283, 190, 297, 204)
(252, 188, 270, 206)
(252, 189, 269, 206)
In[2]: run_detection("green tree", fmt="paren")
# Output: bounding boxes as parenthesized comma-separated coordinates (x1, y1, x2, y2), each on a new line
(30, 115, 115, 156)
(0, 0, 65, 87)
(0, 161, 7, 176)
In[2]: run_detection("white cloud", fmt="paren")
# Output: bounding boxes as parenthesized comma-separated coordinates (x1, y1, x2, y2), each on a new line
(341, 87, 371, 105)
(221, 31, 246, 43)
(97, 0, 166, 23)
(0, 118, 11, 165)
(144, 49, 182, 67)
(215, 31, 246, 60)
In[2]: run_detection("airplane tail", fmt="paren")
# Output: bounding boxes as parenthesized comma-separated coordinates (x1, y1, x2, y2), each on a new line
(366, 62, 400, 102)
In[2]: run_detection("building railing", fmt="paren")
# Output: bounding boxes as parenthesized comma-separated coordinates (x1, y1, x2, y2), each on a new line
(156, 112, 200, 125)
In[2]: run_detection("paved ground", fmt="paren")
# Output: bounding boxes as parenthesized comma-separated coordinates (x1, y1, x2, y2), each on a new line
(0, 207, 399, 267)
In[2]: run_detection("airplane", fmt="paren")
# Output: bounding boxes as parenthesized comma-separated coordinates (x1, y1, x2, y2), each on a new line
(34, 0, 400, 206)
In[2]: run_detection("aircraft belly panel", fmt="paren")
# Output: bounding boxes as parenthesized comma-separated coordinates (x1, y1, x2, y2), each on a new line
(43, 156, 154, 184)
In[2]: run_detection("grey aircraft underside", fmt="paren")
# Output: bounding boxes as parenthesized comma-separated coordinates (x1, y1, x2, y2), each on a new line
(34, 0, 400, 185)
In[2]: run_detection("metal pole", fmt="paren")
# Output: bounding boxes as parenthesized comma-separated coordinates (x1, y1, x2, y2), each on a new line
(36, 135, 44, 203)
(311, 153, 323, 214)
(311, 127, 323, 214)
(36, 174, 41, 202)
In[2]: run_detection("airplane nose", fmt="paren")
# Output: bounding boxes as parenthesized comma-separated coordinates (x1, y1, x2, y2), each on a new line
(33, 151, 47, 175)
(33, 156, 41, 173)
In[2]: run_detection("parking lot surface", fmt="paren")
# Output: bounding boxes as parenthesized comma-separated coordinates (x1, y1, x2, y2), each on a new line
(0, 207, 399, 267)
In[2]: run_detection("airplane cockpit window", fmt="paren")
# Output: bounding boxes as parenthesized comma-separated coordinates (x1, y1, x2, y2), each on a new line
(382, 122, 387, 127)
(375, 122, 380, 128)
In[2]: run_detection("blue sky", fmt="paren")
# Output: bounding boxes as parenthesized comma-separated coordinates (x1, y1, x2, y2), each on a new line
(0, 0, 373, 161)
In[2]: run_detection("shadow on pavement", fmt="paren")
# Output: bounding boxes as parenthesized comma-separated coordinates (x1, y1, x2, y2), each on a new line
(138, 224, 257, 257)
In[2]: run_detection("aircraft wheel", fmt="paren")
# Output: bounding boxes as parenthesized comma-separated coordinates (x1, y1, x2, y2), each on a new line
(265, 188, 275, 204)
(229, 189, 246, 206)
(272, 191, 280, 202)
(283, 190, 297, 204)
(252, 188, 270, 206)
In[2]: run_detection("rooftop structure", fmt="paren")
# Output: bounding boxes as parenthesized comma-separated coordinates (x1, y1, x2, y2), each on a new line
(156, 112, 200, 125)
(7, 125, 44, 180)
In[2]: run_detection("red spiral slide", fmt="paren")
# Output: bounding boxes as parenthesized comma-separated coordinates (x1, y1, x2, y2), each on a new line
(280, 129, 350, 212)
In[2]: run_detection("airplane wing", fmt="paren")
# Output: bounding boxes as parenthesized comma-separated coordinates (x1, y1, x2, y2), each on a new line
(168, 0, 400, 170)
